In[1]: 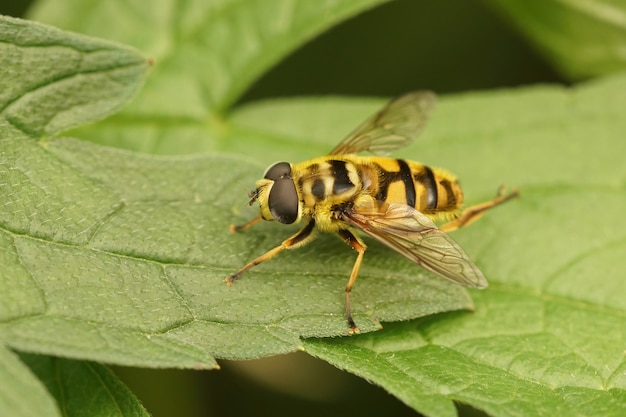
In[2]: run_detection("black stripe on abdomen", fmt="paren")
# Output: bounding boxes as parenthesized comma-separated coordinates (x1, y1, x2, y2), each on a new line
(439, 178, 457, 209)
(414, 166, 438, 210)
(397, 159, 416, 208)
(374, 163, 392, 202)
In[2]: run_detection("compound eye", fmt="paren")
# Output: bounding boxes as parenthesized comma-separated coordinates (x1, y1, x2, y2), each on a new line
(264, 162, 291, 181)
(268, 178, 299, 224)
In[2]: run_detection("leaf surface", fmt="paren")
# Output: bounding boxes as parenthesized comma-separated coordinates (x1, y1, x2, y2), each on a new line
(28, 0, 392, 153)
(20, 353, 150, 417)
(486, 0, 626, 79)
(0, 14, 472, 368)
(0, 346, 60, 417)
(304, 75, 626, 417)
(1, 4, 625, 416)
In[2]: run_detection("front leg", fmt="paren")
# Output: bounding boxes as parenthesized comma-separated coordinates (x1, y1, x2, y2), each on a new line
(229, 215, 263, 233)
(225, 220, 317, 285)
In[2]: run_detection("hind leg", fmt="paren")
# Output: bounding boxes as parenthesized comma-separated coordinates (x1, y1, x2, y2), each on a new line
(440, 187, 519, 232)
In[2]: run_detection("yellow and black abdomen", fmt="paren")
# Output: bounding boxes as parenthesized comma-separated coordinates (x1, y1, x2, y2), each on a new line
(366, 157, 464, 217)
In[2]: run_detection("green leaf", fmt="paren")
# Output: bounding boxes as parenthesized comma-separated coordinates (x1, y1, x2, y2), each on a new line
(0, 346, 60, 417)
(485, 0, 626, 80)
(0, 14, 473, 368)
(0, 14, 149, 137)
(19, 354, 150, 417)
(28, 0, 392, 153)
(2, 3, 626, 416)
(303, 75, 626, 417)
(1, 135, 473, 363)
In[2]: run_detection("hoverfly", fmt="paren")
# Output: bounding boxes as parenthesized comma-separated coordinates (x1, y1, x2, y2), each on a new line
(226, 91, 518, 334)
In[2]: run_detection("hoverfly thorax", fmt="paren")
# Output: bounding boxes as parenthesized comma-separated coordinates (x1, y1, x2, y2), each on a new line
(255, 161, 301, 224)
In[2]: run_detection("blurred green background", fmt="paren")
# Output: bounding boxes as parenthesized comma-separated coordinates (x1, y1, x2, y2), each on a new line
(0, 0, 566, 102)
(1, 0, 571, 416)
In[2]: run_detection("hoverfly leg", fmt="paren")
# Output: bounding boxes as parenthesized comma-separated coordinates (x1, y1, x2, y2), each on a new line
(337, 229, 367, 335)
(225, 221, 316, 285)
(229, 216, 263, 233)
(440, 187, 519, 233)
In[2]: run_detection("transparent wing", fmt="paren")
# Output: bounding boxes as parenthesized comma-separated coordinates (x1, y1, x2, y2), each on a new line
(341, 202, 487, 288)
(329, 91, 437, 155)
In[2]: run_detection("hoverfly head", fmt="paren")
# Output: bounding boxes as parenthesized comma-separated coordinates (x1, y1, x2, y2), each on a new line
(256, 161, 300, 224)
